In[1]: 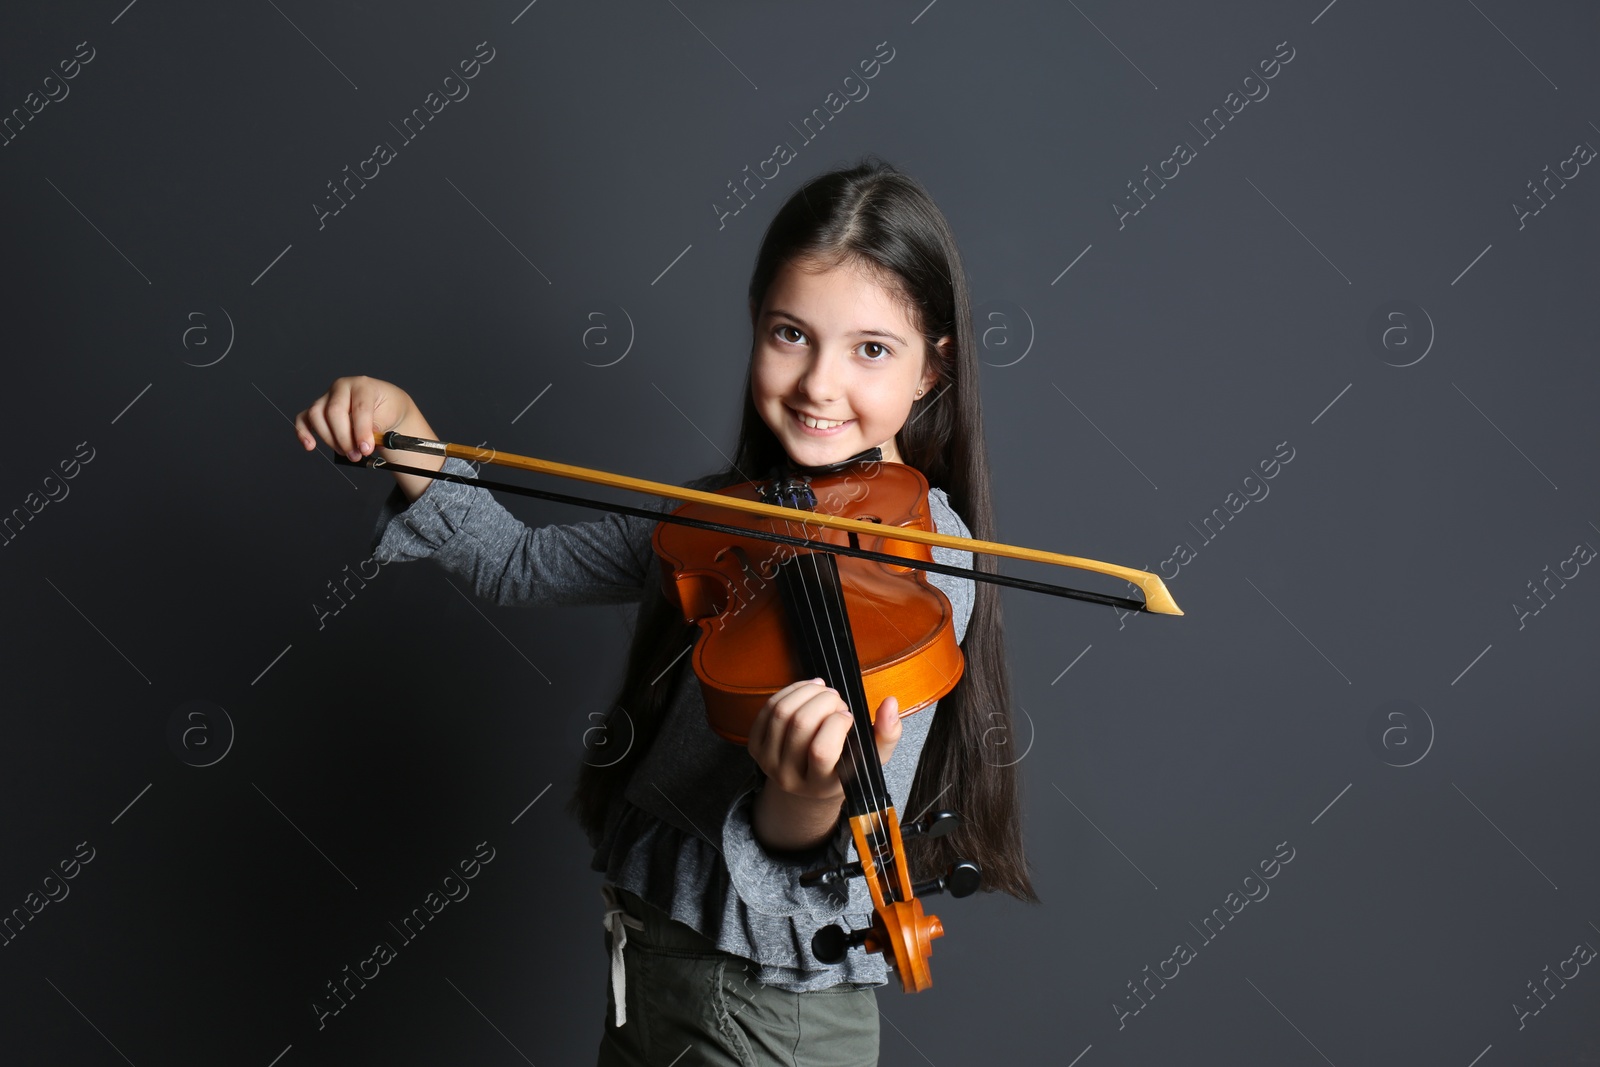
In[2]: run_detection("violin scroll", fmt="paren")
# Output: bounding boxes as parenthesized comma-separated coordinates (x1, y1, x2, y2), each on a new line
(802, 808, 982, 984)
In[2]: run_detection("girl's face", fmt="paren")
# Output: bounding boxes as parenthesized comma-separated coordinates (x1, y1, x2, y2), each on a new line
(751, 255, 944, 470)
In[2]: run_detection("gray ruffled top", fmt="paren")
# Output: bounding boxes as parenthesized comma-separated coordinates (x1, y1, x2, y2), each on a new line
(371, 455, 975, 991)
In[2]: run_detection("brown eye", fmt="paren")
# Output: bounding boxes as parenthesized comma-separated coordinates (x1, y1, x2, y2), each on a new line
(776, 325, 804, 344)
(859, 342, 889, 360)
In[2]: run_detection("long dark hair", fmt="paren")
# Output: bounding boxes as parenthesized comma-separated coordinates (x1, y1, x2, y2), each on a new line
(567, 156, 1037, 903)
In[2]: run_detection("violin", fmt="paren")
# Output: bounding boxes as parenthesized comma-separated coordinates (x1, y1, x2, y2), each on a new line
(342, 430, 1183, 992)
(655, 451, 966, 993)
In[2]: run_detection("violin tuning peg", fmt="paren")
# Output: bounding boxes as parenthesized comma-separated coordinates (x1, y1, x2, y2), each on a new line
(903, 810, 961, 840)
(812, 923, 871, 965)
(946, 859, 982, 898)
(799, 857, 863, 889)
(911, 859, 982, 900)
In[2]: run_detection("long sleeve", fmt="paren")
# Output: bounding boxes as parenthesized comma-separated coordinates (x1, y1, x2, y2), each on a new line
(369, 456, 677, 606)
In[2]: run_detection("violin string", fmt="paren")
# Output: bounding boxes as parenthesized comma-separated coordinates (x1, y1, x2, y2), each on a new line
(778, 508, 878, 823)
(789, 510, 892, 893)
(778, 499, 895, 898)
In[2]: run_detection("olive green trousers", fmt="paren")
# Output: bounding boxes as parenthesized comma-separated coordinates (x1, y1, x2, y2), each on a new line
(596, 885, 879, 1067)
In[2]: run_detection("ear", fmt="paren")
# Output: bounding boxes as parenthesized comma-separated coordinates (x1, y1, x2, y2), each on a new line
(923, 336, 952, 392)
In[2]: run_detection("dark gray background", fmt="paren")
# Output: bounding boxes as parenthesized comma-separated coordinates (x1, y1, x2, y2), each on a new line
(2, 1, 1596, 1064)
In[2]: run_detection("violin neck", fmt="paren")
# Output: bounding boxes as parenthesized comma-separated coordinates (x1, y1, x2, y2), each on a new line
(761, 471, 907, 901)
(774, 545, 893, 823)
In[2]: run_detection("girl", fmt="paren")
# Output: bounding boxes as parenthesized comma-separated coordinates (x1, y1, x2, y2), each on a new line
(294, 157, 1037, 1066)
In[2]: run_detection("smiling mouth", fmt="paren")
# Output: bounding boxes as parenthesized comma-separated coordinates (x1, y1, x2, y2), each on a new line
(788, 406, 852, 431)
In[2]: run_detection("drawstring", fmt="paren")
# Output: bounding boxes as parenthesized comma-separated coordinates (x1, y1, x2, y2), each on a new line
(600, 884, 645, 1027)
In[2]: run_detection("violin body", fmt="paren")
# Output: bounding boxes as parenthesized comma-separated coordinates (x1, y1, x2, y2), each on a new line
(652, 461, 964, 745)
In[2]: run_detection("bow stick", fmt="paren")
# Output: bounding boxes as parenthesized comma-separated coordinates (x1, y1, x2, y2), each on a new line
(341, 430, 1184, 617)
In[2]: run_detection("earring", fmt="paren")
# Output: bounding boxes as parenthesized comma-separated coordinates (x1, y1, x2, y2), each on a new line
(915, 388, 924, 398)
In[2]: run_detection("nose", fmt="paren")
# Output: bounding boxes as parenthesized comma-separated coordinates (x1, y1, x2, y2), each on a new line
(796, 347, 844, 403)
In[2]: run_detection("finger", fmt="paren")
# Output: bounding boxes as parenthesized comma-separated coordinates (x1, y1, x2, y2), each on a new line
(753, 680, 829, 780)
(789, 689, 850, 737)
(747, 700, 782, 778)
(292, 408, 316, 450)
(771, 697, 842, 789)
(800, 706, 855, 789)
(790, 687, 853, 757)
(873, 694, 901, 766)
(302, 400, 335, 453)
(326, 380, 355, 457)
(752, 700, 796, 777)
(745, 699, 766, 753)
(752, 686, 809, 777)
(781, 677, 826, 700)
(351, 386, 375, 457)
(773, 680, 832, 720)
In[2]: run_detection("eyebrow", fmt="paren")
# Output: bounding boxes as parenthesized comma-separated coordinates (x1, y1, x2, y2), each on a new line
(763, 309, 908, 347)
